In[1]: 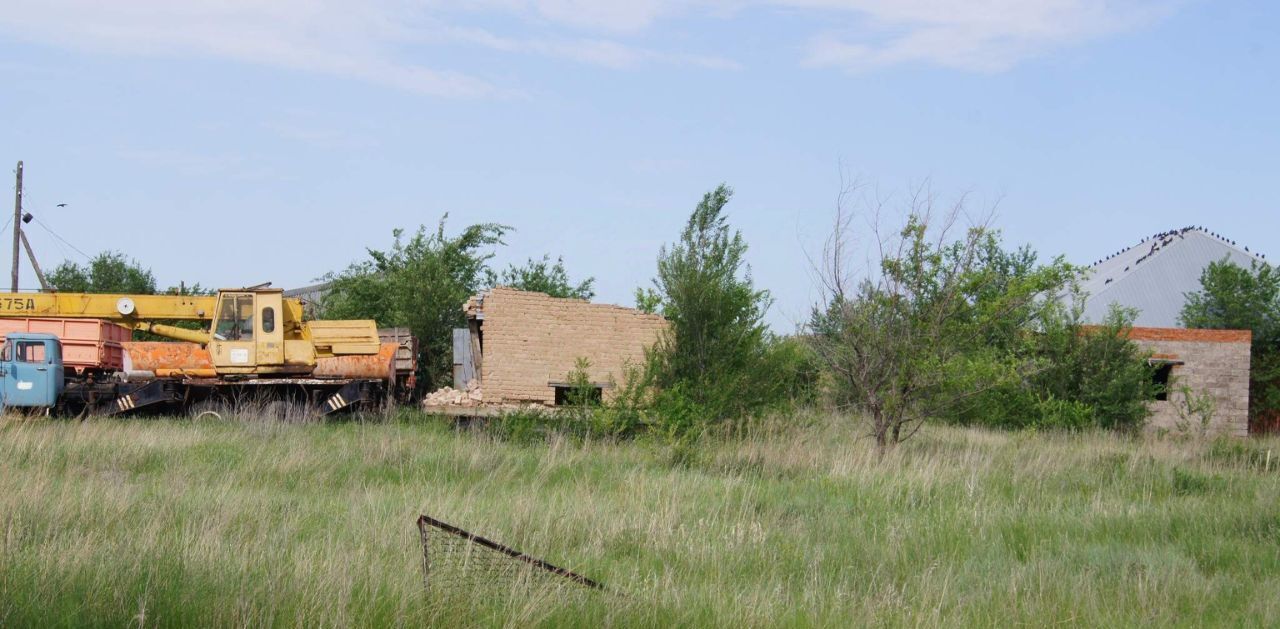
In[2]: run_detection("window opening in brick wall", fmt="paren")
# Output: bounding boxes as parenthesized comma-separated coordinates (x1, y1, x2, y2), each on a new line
(554, 385, 603, 406)
(1153, 363, 1175, 401)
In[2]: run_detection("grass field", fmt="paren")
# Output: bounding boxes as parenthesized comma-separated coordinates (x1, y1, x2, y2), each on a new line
(3, 412, 1280, 627)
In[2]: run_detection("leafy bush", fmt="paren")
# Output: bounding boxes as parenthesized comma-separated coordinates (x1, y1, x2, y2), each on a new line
(1032, 306, 1156, 431)
(944, 305, 1156, 432)
(562, 357, 646, 438)
(761, 335, 822, 409)
(591, 361, 652, 438)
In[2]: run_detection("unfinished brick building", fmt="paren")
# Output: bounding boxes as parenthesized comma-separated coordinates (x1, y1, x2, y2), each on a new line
(456, 287, 667, 405)
(1125, 327, 1252, 436)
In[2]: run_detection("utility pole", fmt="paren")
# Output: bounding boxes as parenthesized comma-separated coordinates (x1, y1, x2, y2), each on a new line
(11, 160, 22, 292)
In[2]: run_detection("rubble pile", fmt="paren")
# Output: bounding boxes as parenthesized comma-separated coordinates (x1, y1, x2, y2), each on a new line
(422, 382, 482, 407)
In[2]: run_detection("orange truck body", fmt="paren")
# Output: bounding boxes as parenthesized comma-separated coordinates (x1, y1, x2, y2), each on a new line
(0, 318, 129, 374)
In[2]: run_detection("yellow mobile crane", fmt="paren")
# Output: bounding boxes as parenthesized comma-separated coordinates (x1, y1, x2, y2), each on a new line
(0, 287, 390, 416)
(0, 287, 378, 376)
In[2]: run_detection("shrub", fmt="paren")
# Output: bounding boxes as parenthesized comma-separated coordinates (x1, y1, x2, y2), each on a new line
(945, 306, 1156, 432)
(1029, 306, 1156, 432)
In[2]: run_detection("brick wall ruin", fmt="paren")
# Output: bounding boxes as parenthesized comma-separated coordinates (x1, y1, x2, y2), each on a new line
(1124, 327, 1252, 437)
(462, 287, 667, 405)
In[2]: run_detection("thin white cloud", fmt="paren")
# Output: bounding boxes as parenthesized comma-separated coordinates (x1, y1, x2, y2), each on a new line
(489, 0, 1172, 71)
(442, 24, 740, 69)
(473, 0, 1172, 71)
(0, 0, 738, 95)
(0, 0, 502, 97)
(462, 0, 688, 32)
(0, 0, 1175, 97)
(786, 0, 1174, 71)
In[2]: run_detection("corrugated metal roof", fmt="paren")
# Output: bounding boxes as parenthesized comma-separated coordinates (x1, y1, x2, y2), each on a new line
(283, 282, 332, 304)
(1081, 227, 1268, 327)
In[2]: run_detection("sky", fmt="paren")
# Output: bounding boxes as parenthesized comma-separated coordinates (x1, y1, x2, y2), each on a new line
(0, 1, 1275, 330)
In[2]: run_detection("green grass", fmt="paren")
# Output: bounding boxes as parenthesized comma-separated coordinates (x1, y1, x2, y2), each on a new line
(2, 412, 1280, 627)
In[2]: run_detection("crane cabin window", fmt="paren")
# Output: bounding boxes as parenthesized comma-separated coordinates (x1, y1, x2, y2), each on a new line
(262, 307, 275, 334)
(214, 295, 256, 341)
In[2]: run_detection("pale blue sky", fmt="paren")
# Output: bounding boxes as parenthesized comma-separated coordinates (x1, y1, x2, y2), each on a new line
(0, 1, 1275, 329)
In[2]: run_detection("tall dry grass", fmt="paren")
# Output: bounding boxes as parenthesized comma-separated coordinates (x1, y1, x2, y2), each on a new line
(2, 411, 1279, 627)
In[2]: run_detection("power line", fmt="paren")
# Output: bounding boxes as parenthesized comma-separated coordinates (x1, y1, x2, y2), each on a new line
(42, 228, 73, 262)
(31, 215, 91, 260)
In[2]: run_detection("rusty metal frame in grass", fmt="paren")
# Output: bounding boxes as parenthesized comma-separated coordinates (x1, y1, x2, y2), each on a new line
(417, 514, 606, 592)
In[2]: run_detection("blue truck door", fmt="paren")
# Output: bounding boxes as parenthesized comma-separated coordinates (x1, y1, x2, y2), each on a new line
(1, 335, 63, 407)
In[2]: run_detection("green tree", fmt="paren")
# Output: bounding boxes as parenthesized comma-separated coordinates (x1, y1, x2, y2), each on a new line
(646, 184, 790, 432)
(318, 217, 509, 390)
(487, 254, 595, 299)
(48, 251, 157, 294)
(46, 251, 211, 340)
(1180, 258, 1280, 423)
(808, 199, 1140, 449)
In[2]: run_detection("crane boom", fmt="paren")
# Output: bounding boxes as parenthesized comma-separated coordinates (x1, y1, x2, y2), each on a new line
(0, 292, 216, 319)
(0, 293, 220, 343)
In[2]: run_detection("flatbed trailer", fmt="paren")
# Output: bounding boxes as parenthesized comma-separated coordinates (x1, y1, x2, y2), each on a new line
(104, 375, 385, 416)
